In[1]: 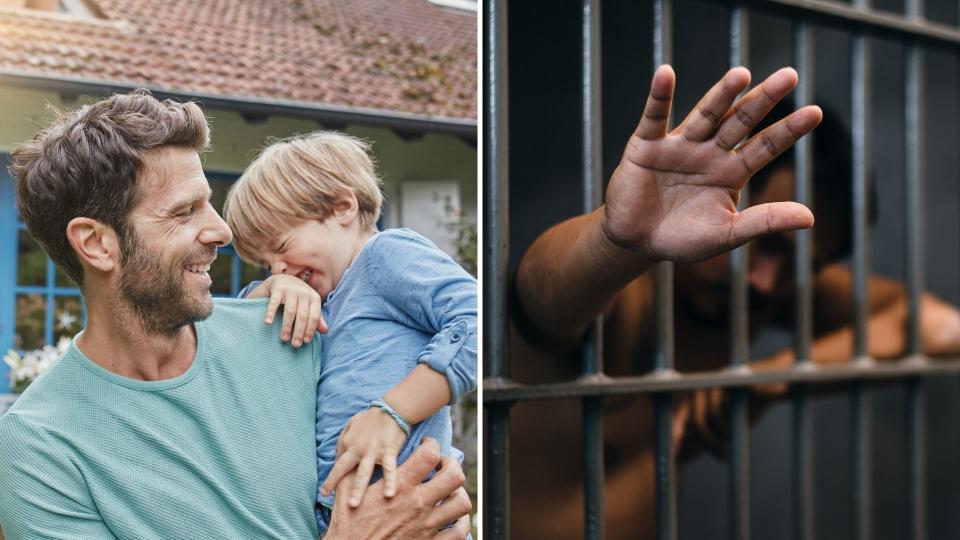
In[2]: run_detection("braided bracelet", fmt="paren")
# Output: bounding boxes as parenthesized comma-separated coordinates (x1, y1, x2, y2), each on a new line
(369, 399, 411, 437)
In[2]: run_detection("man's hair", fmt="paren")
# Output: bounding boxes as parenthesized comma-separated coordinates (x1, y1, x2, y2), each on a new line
(223, 131, 384, 266)
(10, 90, 210, 285)
(749, 99, 869, 264)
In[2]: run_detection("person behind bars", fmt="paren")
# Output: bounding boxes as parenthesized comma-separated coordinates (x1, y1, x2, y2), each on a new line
(506, 65, 960, 539)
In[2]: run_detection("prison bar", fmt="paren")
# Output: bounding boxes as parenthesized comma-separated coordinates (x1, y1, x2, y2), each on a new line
(904, 0, 927, 535)
(791, 20, 816, 540)
(728, 6, 752, 540)
(483, 0, 510, 537)
(850, 0, 874, 534)
(580, 0, 605, 538)
(651, 1, 678, 538)
(482, 0, 960, 537)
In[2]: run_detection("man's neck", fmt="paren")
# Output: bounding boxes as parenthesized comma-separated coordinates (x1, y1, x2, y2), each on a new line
(76, 297, 199, 381)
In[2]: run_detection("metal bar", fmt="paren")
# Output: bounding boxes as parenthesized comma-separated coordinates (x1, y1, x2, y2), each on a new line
(483, 355, 960, 401)
(794, 23, 815, 540)
(904, 0, 926, 533)
(905, 377, 927, 540)
(850, 1, 874, 536)
(728, 8, 751, 540)
(850, 381, 873, 540)
(653, 2, 676, 538)
(488, 403, 512, 540)
(484, 0, 511, 537)
(581, 1, 604, 537)
(718, 0, 960, 50)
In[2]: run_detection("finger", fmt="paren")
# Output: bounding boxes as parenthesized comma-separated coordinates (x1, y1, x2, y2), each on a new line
(672, 395, 691, 452)
(349, 457, 376, 507)
(265, 290, 283, 324)
(397, 438, 442, 488)
(677, 67, 751, 142)
(382, 453, 399, 498)
(634, 64, 676, 140)
(715, 67, 799, 151)
(428, 486, 472, 531)
(729, 201, 814, 249)
(735, 105, 822, 175)
(290, 294, 311, 347)
(420, 454, 466, 506)
(318, 309, 330, 334)
(303, 298, 322, 343)
(280, 295, 298, 342)
(433, 513, 471, 540)
(321, 451, 359, 497)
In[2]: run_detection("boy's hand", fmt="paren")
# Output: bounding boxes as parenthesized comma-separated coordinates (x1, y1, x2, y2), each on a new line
(262, 274, 328, 346)
(603, 65, 822, 264)
(320, 406, 408, 508)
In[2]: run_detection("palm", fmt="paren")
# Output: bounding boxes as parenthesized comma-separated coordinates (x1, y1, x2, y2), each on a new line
(603, 66, 821, 263)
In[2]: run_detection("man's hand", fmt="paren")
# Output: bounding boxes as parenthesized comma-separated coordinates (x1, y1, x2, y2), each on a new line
(324, 438, 472, 540)
(320, 406, 408, 507)
(514, 65, 822, 350)
(604, 65, 822, 264)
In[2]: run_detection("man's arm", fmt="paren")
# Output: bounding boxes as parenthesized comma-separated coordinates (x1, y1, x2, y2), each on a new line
(324, 438, 472, 540)
(0, 415, 116, 539)
(515, 65, 821, 351)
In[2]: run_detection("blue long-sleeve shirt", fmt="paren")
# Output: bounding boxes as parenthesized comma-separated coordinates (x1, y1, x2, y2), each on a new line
(240, 228, 476, 532)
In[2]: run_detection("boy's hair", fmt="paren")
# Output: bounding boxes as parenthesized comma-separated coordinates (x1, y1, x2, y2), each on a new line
(10, 90, 209, 286)
(224, 131, 384, 266)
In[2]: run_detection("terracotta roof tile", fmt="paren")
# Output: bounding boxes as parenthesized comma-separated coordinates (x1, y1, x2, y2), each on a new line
(0, 0, 476, 120)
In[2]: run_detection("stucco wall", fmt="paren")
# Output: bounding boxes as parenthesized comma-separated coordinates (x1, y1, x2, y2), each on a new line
(0, 85, 478, 230)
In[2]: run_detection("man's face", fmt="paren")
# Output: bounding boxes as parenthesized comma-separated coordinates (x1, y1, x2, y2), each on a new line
(676, 166, 799, 321)
(118, 147, 232, 334)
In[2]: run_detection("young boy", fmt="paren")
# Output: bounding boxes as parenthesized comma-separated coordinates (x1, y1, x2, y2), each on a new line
(223, 132, 476, 535)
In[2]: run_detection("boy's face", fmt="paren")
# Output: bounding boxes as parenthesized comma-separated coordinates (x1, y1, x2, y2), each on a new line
(262, 216, 360, 300)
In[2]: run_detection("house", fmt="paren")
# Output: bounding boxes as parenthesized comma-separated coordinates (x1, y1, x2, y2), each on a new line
(0, 0, 477, 393)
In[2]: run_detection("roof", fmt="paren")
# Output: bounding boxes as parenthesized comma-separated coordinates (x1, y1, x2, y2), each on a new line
(0, 0, 477, 123)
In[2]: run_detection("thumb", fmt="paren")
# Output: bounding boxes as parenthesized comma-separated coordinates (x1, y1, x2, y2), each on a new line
(730, 202, 813, 248)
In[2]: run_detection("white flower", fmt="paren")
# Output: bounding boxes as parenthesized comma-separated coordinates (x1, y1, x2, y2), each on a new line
(5, 339, 67, 392)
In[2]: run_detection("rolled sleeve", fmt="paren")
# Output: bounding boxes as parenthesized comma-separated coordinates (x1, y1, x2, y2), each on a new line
(369, 229, 478, 404)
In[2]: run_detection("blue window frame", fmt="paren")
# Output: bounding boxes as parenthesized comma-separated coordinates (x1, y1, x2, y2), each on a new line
(0, 160, 265, 394)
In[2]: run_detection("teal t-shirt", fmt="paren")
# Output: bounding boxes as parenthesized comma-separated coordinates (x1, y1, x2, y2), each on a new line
(0, 298, 321, 539)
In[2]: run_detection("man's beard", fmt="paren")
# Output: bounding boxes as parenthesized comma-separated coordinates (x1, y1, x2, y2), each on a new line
(117, 231, 216, 335)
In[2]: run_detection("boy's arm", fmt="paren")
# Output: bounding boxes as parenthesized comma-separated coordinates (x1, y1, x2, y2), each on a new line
(515, 65, 821, 352)
(370, 230, 477, 404)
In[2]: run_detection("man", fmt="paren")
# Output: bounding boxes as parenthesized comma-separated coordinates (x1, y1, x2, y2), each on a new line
(507, 66, 960, 538)
(0, 91, 470, 539)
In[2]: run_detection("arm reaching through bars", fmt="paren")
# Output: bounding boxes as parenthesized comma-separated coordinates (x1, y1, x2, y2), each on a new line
(514, 65, 822, 351)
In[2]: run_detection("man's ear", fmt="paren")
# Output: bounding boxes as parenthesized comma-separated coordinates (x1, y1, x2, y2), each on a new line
(332, 192, 359, 226)
(65, 217, 120, 273)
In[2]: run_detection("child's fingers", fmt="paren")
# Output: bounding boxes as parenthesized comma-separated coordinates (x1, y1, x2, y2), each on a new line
(349, 456, 377, 508)
(279, 294, 298, 342)
(321, 451, 359, 497)
(290, 295, 311, 347)
(382, 453, 398, 498)
(304, 297, 325, 342)
(265, 289, 284, 324)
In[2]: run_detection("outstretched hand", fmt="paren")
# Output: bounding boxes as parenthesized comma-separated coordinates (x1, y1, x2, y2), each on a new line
(602, 65, 822, 264)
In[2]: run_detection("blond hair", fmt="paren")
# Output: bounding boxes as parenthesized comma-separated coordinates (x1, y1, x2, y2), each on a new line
(224, 131, 384, 266)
